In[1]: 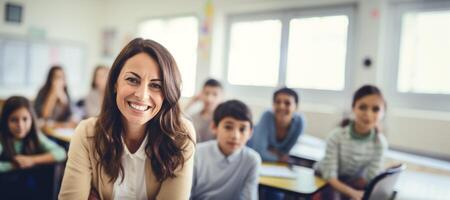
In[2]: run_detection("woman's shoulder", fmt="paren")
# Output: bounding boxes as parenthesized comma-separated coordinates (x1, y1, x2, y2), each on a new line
(74, 117, 98, 138)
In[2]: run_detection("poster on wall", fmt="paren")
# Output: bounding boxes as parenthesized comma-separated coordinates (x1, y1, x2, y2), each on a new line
(102, 28, 117, 58)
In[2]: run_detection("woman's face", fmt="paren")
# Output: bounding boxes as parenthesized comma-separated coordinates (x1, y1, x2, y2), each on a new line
(273, 93, 297, 123)
(52, 69, 66, 89)
(352, 94, 385, 133)
(115, 53, 164, 127)
(8, 107, 33, 139)
(95, 68, 109, 91)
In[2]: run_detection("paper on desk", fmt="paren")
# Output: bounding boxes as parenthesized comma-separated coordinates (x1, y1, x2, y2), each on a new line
(53, 128, 75, 137)
(260, 165, 298, 179)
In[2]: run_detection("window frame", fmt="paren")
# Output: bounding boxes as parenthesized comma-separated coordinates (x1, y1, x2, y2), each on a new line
(385, 1, 450, 111)
(224, 5, 356, 106)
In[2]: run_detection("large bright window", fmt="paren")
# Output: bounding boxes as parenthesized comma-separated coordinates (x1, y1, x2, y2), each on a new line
(397, 10, 450, 94)
(137, 16, 199, 97)
(226, 7, 353, 97)
(227, 20, 281, 86)
(286, 15, 349, 90)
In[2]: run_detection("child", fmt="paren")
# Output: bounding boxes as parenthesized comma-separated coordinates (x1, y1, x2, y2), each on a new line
(84, 65, 109, 118)
(0, 96, 66, 172)
(34, 65, 76, 128)
(191, 100, 261, 200)
(184, 78, 223, 143)
(315, 85, 388, 200)
(249, 87, 305, 162)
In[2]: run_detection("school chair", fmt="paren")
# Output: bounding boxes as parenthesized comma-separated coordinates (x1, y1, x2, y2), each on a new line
(362, 164, 406, 200)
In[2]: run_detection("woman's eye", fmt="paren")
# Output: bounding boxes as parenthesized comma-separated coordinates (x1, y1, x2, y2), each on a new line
(149, 83, 162, 90)
(125, 77, 139, 84)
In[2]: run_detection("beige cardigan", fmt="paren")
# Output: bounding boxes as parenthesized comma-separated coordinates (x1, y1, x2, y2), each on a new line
(59, 117, 196, 200)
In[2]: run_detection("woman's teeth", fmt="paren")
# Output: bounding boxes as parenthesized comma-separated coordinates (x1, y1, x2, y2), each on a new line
(128, 102, 150, 111)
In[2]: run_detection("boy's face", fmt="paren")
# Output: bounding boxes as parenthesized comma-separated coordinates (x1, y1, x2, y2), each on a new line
(201, 86, 222, 110)
(213, 117, 252, 156)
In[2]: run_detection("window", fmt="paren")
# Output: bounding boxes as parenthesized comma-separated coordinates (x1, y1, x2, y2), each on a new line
(386, 1, 450, 111)
(397, 10, 450, 94)
(286, 15, 349, 90)
(227, 20, 282, 86)
(137, 16, 199, 97)
(225, 7, 353, 98)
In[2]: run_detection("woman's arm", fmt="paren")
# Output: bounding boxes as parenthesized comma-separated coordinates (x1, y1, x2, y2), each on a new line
(59, 120, 93, 200)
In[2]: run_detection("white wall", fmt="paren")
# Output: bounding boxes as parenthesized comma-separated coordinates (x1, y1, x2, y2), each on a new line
(0, 0, 449, 159)
(0, 0, 104, 99)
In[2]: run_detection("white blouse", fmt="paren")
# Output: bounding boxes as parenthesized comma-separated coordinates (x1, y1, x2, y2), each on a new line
(113, 135, 148, 200)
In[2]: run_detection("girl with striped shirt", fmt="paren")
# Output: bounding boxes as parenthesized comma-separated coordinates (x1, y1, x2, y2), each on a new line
(315, 85, 388, 200)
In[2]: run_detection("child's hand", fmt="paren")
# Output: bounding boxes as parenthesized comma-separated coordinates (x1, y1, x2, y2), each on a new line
(13, 155, 35, 169)
(350, 189, 364, 200)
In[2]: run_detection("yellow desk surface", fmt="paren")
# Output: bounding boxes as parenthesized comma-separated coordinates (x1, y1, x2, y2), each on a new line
(41, 126, 73, 143)
(259, 162, 327, 196)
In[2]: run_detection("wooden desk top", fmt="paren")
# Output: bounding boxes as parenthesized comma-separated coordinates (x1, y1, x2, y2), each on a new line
(259, 162, 327, 196)
(41, 126, 73, 143)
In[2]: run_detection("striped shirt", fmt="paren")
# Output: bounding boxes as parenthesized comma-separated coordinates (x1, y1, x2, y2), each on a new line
(315, 123, 388, 181)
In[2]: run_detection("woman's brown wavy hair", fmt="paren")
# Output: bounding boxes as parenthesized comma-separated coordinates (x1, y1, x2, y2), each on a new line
(93, 38, 193, 182)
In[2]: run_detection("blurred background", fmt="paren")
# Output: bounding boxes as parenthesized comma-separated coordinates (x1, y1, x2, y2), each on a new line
(0, 0, 449, 198)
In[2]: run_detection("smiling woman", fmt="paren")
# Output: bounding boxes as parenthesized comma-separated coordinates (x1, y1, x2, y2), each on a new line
(59, 38, 196, 200)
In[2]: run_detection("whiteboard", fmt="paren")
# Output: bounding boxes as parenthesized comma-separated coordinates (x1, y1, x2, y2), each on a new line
(1, 40, 27, 85)
(0, 36, 85, 89)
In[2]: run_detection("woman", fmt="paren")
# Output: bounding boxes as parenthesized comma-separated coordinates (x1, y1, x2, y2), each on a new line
(315, 85, 388, 200)
(34, 65, 76, 128)
(249, 87, 305, 162)
(59, 38, 196, 200)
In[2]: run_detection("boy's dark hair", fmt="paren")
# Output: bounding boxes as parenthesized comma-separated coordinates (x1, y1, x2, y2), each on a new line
(213, 100, 253, 128)
(203, 78, 222, 89)
(273, 87, 299, 105)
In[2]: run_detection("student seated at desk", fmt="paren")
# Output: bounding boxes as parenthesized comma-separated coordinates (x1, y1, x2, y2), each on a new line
(34, 65, 77, 128)
(184, 78, 223, 143)
(0, 96, 66, 172)
(84, 65, 109, 118)
(191, 100, 261, 200)
(315, 85, 388, 200)
(248, 87, 305, 162)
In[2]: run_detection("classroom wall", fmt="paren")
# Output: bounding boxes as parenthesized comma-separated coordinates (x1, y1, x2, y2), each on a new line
(0, 0, 104, 99)
(0, 0, 449, 159)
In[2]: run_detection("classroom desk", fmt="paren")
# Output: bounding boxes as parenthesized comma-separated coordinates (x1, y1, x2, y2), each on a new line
(259, 162, 327, 199)
(41, 126, 74, 143)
